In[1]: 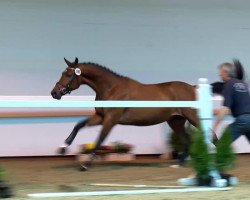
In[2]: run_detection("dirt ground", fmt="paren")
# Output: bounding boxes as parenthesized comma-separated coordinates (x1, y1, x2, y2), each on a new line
(0, 155, 250, 200)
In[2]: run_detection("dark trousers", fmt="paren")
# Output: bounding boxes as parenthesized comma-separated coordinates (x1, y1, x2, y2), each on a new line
(229, 114, 250, 143)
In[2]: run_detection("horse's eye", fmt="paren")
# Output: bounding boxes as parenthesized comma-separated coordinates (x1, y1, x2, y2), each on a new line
(62, 69, 71, 77)
(65, 73, 71, 77)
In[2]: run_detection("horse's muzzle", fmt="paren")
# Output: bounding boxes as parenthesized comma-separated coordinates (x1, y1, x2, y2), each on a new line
(51, 90, 62, 100)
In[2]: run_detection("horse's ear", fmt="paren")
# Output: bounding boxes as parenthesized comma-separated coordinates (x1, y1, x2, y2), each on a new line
(75, 57, 78, 66)
(64, 57, 72, 67)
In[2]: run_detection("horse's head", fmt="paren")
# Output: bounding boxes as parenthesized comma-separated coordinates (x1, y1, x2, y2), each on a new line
(51, 57, 82, 100)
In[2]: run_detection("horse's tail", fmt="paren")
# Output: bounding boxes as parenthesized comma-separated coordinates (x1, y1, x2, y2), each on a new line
(233, 59, 245, 80)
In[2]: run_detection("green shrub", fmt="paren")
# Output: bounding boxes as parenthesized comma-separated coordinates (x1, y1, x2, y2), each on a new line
(0, 166, 5, 181)
(215, 127, 236, 173)
(190, 127, 211, 180)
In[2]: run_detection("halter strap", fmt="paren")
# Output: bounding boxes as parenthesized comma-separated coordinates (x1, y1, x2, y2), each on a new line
(56, 68, 80, 95)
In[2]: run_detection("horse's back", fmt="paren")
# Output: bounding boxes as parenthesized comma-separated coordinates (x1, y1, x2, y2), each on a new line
(156, 81, 196, 101)
(128, 81, 195, 101)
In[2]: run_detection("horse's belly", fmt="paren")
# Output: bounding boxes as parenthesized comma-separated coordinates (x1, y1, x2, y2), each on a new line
(119, 108, 176, 126)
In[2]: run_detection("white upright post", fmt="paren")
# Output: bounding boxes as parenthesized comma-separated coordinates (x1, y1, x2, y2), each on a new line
(178, 78, 227, 187)
(197, 78, 213, 144)
(197, 78, 229, 187)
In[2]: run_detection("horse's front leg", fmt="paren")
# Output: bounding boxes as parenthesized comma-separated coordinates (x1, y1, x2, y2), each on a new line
(80, 112, 121, 171)
(58, 118, 89, 154)
(58, 114, 102, 155)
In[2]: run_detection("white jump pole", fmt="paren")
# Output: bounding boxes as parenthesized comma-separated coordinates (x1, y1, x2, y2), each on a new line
(197, 78, 213, 144)
(179, 78, 232, 187)
(28, 187, 231, 198)
(0, 100, 198, 108)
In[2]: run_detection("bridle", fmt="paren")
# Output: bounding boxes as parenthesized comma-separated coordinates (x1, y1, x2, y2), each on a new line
(56, 67, 82, 95)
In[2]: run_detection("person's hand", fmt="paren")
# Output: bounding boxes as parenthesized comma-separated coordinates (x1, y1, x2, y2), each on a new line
(211, 128, 218, 143)
(213, 109, 219, 116)
(212, 121, 218, 134)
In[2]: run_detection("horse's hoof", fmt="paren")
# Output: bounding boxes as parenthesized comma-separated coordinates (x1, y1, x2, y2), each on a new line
(57, 146, 67, 155)
(79, 164, 88, 171)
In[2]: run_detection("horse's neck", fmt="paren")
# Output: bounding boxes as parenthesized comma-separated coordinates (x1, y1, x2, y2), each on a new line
(80, 64, 123, 98)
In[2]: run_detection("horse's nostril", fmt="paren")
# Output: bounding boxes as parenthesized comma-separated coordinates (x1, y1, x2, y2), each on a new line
(51, 91, 56, 98)
(61, 88, 68, 95)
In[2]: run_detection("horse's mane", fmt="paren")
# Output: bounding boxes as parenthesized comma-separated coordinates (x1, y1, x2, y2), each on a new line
(81, 62, 129, 79)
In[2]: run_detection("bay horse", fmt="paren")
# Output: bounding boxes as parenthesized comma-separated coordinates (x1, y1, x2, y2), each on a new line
(51, 58, 198, 170)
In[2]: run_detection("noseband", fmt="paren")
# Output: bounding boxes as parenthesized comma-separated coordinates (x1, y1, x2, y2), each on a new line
(56, 68, 82, 95)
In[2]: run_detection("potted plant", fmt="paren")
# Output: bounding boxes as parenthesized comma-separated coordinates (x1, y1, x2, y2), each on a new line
(79, 143, 116, 155)
(215, 127, 236, 186)
(112, 142, 133, 154)
(190, 127, 212, 186)
(78, 142, 135, 162)
(0, 166, 13, 198)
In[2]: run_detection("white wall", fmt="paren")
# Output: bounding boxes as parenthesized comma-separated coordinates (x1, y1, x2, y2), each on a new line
(0, 96, 249, 157)
(0, 0, 250, 96)
(0, 117, 168, 156)
(1, 115, 249, 157)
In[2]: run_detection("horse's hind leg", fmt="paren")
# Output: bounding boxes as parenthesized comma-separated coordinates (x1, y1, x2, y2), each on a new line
(182, 108, 198, 127)
(167, 116, 190, 166)
(58, 114, 103, 154)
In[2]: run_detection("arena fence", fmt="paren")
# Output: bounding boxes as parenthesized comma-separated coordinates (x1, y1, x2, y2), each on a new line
(0, 78, 213, 143)
(1, 78, 233, 192)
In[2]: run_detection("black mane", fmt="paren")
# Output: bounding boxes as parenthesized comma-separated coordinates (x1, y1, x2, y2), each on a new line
(81, 62, 128, 79)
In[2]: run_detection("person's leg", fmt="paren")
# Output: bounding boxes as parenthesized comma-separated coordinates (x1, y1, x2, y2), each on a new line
(245, 133, 250, 142)
(231, 114, 250, 143)
(241, 114, 250, 143)
(228, 120, 243, 143)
